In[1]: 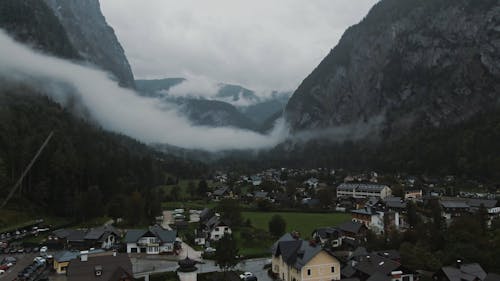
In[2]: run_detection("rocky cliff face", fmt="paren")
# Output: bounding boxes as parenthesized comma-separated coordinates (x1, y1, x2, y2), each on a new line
(286, 0, 500, 138)
(43, 0, 135, 88)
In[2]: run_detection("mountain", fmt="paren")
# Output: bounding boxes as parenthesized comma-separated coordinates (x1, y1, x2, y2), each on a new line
(135, 78, 185, 96)
(286, 0, 500, 138)
(215, 83, 260, 106)
(135, 78, 290, 131)
(0, 0, 80, 60)
(43, 0, 136, 88)
(177, 98, 257, 130)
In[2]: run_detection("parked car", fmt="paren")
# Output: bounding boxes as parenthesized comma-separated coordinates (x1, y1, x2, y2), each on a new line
(0, 269, 5, 275)
(240, 272, 253, 279)
(39, 246, 48, 253)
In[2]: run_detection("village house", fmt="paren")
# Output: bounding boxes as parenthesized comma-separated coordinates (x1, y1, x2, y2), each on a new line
(271, 235, 341, 281)
(342, 247, 416, 281)
(404, 190, 423, 201)
(211, 187, 233, 201)
(125, 225, 177, 255)
(66, 252, 133, 281)
(351, 207, 400, 234)
(199, 213, 232, 242)
(433, 261, 492, 281)
(440, 200, 470, 220)
(337, 183, 392, 199)
(51, 225, 119, 250)
(53, 249, 108, 275)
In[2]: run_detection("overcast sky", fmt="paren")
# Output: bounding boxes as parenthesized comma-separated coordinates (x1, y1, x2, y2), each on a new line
(100, 0, 379, 92)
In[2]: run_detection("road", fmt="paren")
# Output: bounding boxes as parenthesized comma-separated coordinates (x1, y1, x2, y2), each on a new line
(133, 257, 272, 281)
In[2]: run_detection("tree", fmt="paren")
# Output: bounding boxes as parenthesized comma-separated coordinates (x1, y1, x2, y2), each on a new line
(407, 201, 419, 228)
(477, 203, 489, 234)
(217, 199, 243, 226)
(187, 181, 196, 199)
(214, 233, 239, 272)
(269, 215, 286, 238)
(317, 188, 333, 208)
(170, 186, 180, 201)
(108, 195, 125, 222)
(197, 179, 208, 196)
(126, 191, 145, 226)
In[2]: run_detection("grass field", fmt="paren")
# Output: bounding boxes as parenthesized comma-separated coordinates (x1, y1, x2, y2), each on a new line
(242, 211, 351, 239)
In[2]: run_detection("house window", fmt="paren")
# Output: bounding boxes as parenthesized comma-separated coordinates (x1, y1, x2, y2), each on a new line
(331, 266, 335, 273)
(307, 269, 311, 276)
(403, 276, 411, 281)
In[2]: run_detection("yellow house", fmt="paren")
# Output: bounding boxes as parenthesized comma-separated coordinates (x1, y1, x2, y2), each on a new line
(53, 251, 79, 274)
(272, 234, 341, 281)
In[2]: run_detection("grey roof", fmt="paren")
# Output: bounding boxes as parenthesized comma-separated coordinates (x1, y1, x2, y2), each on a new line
(354, 254, 400, 276)
(84, 225, 118, 241)
(149, 225, 177, 243)
(313, 227, 341, 240)
(351, 247, 368, 258)
(124, 226, 177, 243)
(338, 221, 366, 235)
(254, 191, 269, 199)
(374, 250, 400, 261)
(54, 251, 79, 263)
(271, 233, 295, 254)
(66, 230, 87, 242)
(440, 201, 470, 209)
(124, 229, 148, 243)
(384, 198, 407, 209)
(275, 239, 325, 270)
(440, 264, 486, 281)
(337, 183, 389, 192)
(342, 264, 357, 278)
(213, 187, 229, 196)
(352, 208, 378, 216)
(53, 229, 72, 239)
(466, 199, 497, 208)
(67, 253, 132, 281)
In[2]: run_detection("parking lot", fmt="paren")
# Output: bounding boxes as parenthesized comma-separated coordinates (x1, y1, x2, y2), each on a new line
(0, 253, 36, 280)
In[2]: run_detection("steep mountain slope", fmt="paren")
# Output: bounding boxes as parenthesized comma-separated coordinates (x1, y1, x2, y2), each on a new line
(135, 78, 185, 96)
(286, 0, 500, 137)
(135, 78, 289, 131)
(0, 0, 79, 59)
(43, 0, 136, 88)
(178, 99, 257, 130)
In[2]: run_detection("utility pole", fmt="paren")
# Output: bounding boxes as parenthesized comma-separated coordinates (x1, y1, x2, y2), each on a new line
(0, 131, 54, 209)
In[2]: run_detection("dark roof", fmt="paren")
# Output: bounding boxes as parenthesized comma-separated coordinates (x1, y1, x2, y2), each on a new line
(353, 255, 401, 276)
(54, 251, 79, 263)
(342, 264, 357, 278)
(338, 221, 366, 235)
(274, 239, 330, 270)
(124, 226, 176, 243)
(466, 199, 497, 208)
(313, 227, 341, 240)
(373, 250, 400, 261)
(67, 253, 132, 281)
(440, 201, 470, 209)
(254, 191, 269, 199)
(66, 230, 88, 242)
(352, 207, 378, 216)
(439, 264, 486, 281)
(384, 197, 407, 209)
(84, 225, 119, 241)
(199, 208, 213, 222)
(271, 233, 295, 254)
(213, 187, 229, 196)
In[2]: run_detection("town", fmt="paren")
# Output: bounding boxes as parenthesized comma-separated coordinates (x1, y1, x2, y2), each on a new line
(1, 168, 499, 281)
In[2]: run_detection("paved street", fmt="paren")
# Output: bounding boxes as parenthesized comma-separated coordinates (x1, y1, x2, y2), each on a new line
(133, 257, 271, 281)
(0, 253, 36, 280)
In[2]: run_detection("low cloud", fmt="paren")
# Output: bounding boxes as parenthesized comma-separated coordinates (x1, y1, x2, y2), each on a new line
(167, 74, 221, 99)
(0, 31, 289, 152)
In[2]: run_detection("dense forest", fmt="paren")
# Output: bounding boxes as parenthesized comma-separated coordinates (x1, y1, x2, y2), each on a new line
(214, 108, 500, 182)
(0, 82, 207, 221)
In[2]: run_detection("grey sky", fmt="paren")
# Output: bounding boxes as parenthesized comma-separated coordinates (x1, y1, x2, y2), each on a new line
(100, 0, 379, 92)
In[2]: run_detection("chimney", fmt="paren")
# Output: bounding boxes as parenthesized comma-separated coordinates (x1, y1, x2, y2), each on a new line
(456, 259, 462, 268)
(80, 250, 89, 262)
(94, 265, 103, 277)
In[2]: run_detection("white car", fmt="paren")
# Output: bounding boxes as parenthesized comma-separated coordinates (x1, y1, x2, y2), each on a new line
(40, 246, 48, 253)
(204, 247, 216, 253)
(240, 272, 253, 279)
(34, 257, 46, 264)
(0, 269, 5, 275)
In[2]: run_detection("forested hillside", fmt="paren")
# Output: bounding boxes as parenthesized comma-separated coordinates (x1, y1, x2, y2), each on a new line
(0, 82, 206, 220)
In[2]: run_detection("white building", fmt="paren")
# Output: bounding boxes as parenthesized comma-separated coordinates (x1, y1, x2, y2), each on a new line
(337, 183, 392, 199)
(125, 225, 177, 255)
